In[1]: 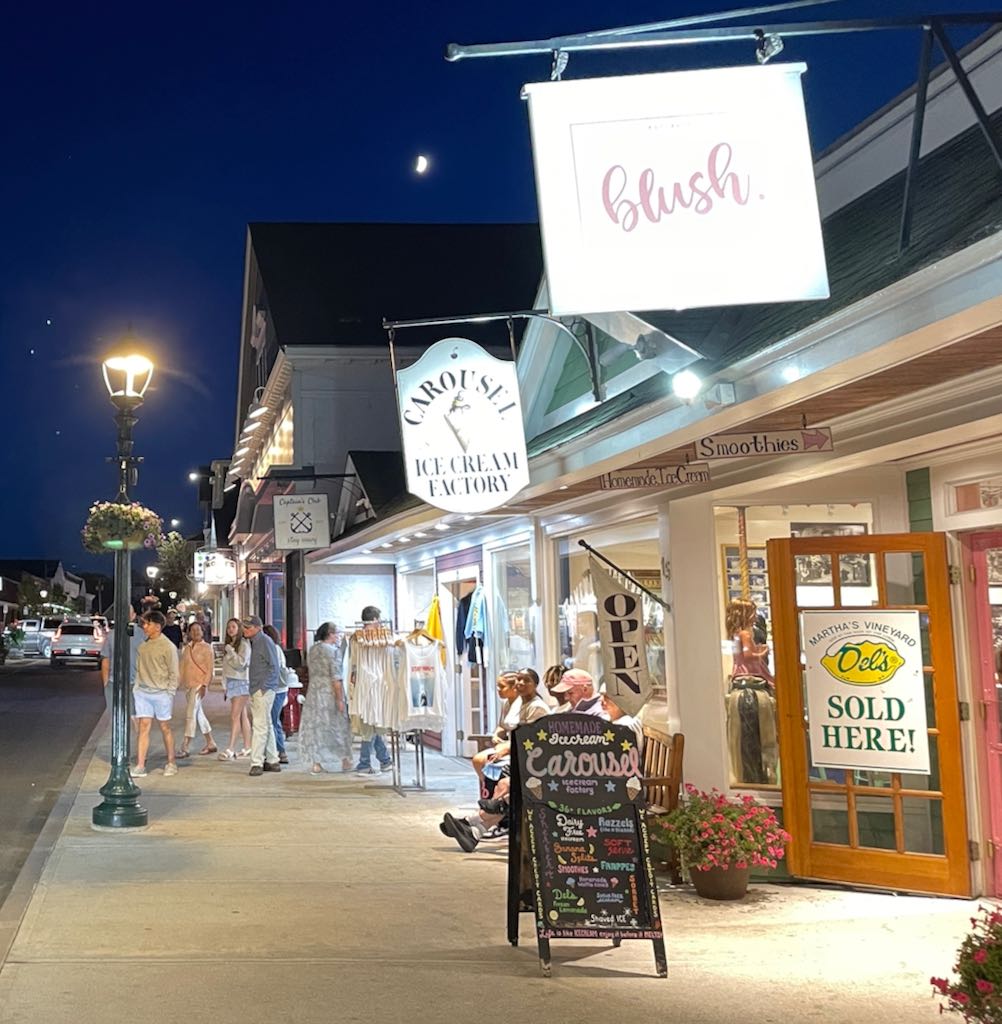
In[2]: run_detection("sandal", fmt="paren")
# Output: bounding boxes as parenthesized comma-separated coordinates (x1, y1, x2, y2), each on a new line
(199, 746, 218, 755)
(236, 748, 252, 759)
(177, 749, 191, 759)
(217, 749, 236, 761)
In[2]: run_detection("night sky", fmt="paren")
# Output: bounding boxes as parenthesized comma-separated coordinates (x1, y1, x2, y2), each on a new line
(0, 1, 991, 573)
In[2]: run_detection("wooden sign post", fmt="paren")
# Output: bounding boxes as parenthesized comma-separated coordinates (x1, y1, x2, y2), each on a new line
(507, 714, 667, 978)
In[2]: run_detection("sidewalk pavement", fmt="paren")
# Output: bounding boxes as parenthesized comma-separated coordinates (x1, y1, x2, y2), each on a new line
(0, 689, 983, 1023)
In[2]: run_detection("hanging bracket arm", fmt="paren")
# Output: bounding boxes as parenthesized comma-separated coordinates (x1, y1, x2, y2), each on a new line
(578, 539, 670, 611)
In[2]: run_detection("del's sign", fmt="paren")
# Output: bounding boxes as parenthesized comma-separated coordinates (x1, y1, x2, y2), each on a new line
(522, 64, 829, 315)
(396, 338, 529, 515)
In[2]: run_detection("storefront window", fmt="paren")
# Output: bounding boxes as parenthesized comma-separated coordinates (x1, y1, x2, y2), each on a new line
(399, 566, 435, 631)
(714, 503, 873, 789)
(491, 543, 535, 677)
(264, 573, 285, 645)
(555, 520, 666, 701)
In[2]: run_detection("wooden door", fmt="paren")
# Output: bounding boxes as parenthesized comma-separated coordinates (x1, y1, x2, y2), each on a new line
(964, 532, 1002, 893)
(768, 533, 970, 896)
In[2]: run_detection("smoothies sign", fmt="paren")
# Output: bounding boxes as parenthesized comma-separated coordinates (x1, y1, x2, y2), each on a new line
(523, 64, 829, 315)
(396, 338, 529, 515)
(802, 610, 929, 774)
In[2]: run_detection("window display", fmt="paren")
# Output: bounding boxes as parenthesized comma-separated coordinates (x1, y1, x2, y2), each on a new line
(714, 503, 874, 788)
(556, 523, 666, 701)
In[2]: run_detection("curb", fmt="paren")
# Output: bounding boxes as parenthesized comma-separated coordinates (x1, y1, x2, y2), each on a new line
(0, 709, 108, 969)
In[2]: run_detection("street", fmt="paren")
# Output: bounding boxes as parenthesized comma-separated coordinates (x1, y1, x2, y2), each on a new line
(0, 660, 104, 906)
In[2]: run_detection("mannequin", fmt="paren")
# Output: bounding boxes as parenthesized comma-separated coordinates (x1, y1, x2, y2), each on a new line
(724, 599, 778, 786)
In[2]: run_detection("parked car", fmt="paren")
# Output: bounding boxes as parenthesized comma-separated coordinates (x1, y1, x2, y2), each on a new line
(50, 621, 103, 669)
(17, 617, 64, 658)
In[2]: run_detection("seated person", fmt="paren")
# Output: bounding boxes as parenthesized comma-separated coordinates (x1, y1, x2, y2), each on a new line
(550, 668, 603, 715)
(541, 663, 567, 709)
(440, 667, 549, 850)
(472, 672, 520, 793)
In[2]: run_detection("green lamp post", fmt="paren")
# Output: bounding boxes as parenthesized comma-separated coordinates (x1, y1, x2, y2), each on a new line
(92, 351, 154, 830)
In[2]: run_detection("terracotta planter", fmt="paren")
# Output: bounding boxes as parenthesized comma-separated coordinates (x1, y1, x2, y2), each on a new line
(689, 865, 750, 900)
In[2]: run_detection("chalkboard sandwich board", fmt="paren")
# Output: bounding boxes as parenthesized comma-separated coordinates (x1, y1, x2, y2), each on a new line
(507, 713, 667, 977)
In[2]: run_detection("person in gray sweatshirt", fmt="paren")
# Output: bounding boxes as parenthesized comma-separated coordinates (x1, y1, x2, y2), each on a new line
(241, 616, 282, 776)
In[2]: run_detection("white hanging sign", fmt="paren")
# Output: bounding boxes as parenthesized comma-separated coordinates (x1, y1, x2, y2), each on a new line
(802, 610, 929, 774)
(396, 338, 529, 514)
(523, 64, 829, 315)
(274, 494, 331, 550)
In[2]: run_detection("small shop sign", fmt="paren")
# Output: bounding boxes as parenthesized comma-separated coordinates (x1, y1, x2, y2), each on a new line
(274, 494, 331, 551)
(696, 427, 833, 461)
(523, 63, 828, 315)
(396, 337, 529, 515)
(801, 609, 930, 774)
(599, 463, 711, 491)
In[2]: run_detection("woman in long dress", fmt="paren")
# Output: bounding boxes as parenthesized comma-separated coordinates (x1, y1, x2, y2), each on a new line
(301, 622, 353, 774)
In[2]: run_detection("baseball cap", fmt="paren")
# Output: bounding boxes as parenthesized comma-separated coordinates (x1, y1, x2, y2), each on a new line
(241, 615, 263, 628)
(551, 668, 593, 694)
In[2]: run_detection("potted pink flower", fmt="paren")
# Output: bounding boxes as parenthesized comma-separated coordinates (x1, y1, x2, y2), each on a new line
(654, 784, 791, 900)
(81, 501, 164, 554)
(932, 906, 1002, 1022)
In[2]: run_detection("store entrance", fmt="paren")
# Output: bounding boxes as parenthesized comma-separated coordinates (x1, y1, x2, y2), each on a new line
(963, 531, 1002, 893)
(768, 532, 970, 896)
(437, 566, 485, 758)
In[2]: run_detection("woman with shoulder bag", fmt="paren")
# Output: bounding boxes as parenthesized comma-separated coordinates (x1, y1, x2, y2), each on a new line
(218, 617, 252, 761)
(301, 622, 353, 775)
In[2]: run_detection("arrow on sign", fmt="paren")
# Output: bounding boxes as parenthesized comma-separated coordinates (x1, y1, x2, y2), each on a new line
(802, 430, 831, 451)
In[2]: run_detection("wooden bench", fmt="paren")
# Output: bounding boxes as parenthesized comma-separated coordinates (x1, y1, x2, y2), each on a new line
(641, 727, 685, 882)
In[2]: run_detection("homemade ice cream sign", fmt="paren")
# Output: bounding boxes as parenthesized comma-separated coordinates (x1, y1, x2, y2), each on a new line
(396, 338, 529, 514)
(510, 714, 666, 978)
(522, 64, 829, 315)
(801, 610, 930, 774)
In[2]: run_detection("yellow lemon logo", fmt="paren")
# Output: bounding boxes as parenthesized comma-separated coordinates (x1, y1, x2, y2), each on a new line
(821, 638, 905, 686)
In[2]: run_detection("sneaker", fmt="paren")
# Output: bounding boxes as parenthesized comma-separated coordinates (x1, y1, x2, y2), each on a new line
(163, 763, 178, 777)
(438, 820, 449, 837)
(132, 765, 148, 778)
(379, 760, 393, 773)
(249, 765, 264, 777)
(443, 813, 479, 853)
(217, 749, 236, 761)
(480, 824, 509, 842)
(278, 752, 289, 765)
(262, 762, 281, 773)
(478, 797, 508, 816)
(354, 767, 378, 777)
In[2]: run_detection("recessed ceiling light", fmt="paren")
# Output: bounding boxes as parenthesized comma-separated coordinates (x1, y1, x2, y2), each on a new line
(381, 542, 393, 549)
(559, 485, 569, 490)
(415, 532, 428, 538)
(462, 515, 474, 521)
(398, 535, 410, 543)
(235, 446, 250, 456)
(361, 549, 372, 554)
(672, 369, 702, 401)
(434, 523, 449, 531)
(781, 365, 801, 383)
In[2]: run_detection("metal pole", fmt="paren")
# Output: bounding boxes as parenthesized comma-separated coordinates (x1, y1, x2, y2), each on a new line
(93, 406, 148, 830)
(577, 539, 670, 610)
(898, 28, 934, 252)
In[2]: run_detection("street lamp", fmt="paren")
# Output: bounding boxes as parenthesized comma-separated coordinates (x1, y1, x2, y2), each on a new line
(92, 346, 153, 831)
(146, 565, 159, 594)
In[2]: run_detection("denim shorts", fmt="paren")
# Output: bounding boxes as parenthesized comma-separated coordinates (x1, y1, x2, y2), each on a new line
(134, 689, 174, 721)
(225, 677, 250, 698)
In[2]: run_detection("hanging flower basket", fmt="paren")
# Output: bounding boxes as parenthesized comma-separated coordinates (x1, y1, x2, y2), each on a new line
(81, 501, 164, 554)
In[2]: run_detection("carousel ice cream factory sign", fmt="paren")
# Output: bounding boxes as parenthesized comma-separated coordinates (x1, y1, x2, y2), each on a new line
(802, 610, 929, 774)
(396, 337, 529, 515)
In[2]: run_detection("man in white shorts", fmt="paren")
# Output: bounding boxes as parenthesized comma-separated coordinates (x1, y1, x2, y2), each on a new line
(133, 610, 180, 778)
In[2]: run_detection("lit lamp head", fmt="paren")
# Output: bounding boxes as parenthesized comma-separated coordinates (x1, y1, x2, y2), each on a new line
(102, 353, 154, 410)
(146, 566, 159, 581)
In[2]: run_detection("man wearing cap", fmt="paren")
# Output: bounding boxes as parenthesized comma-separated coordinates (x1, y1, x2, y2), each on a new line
(550, 668, 605, 716)
(242, 616, 282, 777)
